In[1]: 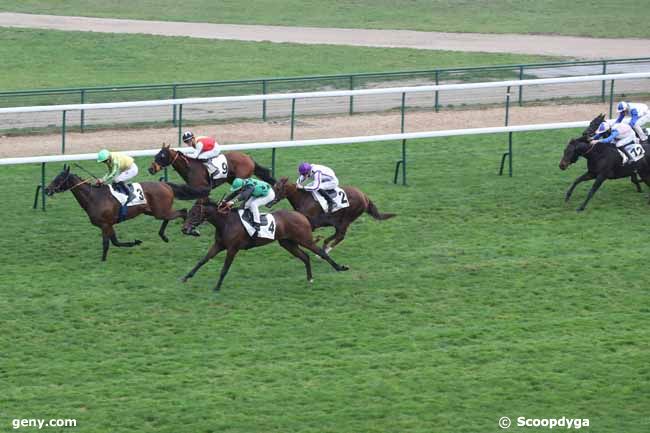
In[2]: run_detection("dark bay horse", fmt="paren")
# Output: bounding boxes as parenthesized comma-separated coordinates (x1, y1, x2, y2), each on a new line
(559, 114, 650, 211)
(45, 165, 209, 261)
(148, 143, 275, 189)
(180, 199, 349, 291)
(268, 177, 396, 252)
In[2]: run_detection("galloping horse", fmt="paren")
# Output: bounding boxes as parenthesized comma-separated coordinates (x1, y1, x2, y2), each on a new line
(268, 177, 396, 252)
(45, 165, 209, 261)
(180, 199, 349, 291)
(559, 114, 650, 211)
(148, 143, 275, 189)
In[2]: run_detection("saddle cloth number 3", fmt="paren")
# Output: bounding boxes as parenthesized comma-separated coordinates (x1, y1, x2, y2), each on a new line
(624, 142, 645, 162)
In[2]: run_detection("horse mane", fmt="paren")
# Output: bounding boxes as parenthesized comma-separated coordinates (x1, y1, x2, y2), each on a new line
(583, 113, 605, 137)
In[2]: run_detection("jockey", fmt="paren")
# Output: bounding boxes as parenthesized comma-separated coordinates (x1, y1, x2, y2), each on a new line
(591, 121, 638, 164)
(182, 131, 221, 160)
(296, 162, 339, 212)
(96, 149, 139, 203)
(614, 101, 649, 142)
(224, 177, 275, 238)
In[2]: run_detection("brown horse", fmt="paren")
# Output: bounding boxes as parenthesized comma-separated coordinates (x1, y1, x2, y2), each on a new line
(148, 143, 275, 189)
(180, 199, 349, 291)
(268, 177, 396, 252)
(45, 165, 209, 261)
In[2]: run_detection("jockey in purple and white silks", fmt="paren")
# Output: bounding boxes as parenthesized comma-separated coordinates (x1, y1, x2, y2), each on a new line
(296, 162, 339, 212)
(591, 121, 638, 164)
(614, 101, 649, 142)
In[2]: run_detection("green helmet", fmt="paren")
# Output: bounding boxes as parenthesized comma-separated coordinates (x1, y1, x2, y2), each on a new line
(230, 178, 245, 192)
(97, 149, 110, 162)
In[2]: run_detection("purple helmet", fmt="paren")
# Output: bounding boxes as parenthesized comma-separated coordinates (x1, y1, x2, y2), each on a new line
(298, 162, 312, 175)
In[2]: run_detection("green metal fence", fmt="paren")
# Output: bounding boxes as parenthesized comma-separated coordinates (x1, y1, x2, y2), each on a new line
(2, 57, 650, 132)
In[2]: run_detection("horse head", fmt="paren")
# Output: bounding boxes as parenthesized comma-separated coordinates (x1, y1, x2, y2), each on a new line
(149, 143, 175, 175)
(45, 165, 73, 196)
(181, 199, 209, 237)
(268, 177, 290, 206)
(559, 137, 591, 170)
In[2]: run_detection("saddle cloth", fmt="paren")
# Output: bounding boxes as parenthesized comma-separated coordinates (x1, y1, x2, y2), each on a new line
(311, 187, 350, 213)
(238, 209, 276, 240)
(108, 183, 147, 206)
(617, 140, 645, 165)
(204, 154, 228, 180)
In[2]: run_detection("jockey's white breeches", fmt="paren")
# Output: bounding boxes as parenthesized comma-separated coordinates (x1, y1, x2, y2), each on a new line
(114, 164, 138, 183)
(245, 189, 275, 224)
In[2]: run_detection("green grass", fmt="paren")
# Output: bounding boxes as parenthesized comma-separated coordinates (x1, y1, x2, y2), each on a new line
(0, 28, 556, 93)
(1, 131, 648, 432)
(1, 0, 648, 38)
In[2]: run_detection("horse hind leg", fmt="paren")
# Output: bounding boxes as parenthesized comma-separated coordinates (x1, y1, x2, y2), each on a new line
(110, 232, 142, 247)
(323, 224, 349, 254)
(298, 239, 349, 272)
(279, 239, 313, 283)
(158, 209, 187, 242)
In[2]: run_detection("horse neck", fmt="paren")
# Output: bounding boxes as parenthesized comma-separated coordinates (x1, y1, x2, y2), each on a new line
(285, 183, 307, 210)
(204, 205, 228, 234)
(171, 152, 192, 183)
(67, 175, 94, 211)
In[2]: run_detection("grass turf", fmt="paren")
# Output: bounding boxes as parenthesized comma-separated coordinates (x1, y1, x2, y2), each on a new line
(0, 0, 647, 38)
(1, 130, 648, 432)
(0, 28, 556, 92)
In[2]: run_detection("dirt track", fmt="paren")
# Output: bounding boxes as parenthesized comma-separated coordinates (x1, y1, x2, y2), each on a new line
(0, 102, 628, 158)
(1, 13, 649, 59)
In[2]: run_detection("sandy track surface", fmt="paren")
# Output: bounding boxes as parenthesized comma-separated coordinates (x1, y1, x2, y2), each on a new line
(1, 13, 649, 59)
(0, 102, 621, 159)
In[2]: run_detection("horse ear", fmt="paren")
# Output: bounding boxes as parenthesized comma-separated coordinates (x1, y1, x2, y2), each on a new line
(163, 142, 170, 149)
(280, 176, 288, 183)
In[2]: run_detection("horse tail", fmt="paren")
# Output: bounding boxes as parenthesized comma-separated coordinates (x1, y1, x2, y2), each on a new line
(166, 182, 211, 200)
(253, 160, 276, 184)
(365, 198, 396, 220)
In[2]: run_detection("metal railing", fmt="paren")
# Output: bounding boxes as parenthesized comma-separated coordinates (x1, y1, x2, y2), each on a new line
(2, 57, 650, 130)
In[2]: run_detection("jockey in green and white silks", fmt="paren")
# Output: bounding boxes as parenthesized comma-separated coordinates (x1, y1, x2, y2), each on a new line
(96, 149, 139, 202)
(224, 178, 275, 237)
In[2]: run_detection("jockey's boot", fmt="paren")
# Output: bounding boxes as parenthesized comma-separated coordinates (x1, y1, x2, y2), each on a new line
(319, 190, 335, 213)
(251, 222, 260, 240)
(118, 181, 135, 204)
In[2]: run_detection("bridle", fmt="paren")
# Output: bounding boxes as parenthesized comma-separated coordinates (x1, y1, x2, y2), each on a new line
(51, 171, 89, 193)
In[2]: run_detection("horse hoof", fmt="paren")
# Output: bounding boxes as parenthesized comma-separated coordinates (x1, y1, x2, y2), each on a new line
(134, 240, 143, 245)
(339, 265, 349, 272)
(576, 208, 585, 212)
(308, 278, 314, 284)
(180, 276, 189, 283)
(324, 246, 332, 254)
(161, 236, 169, 243)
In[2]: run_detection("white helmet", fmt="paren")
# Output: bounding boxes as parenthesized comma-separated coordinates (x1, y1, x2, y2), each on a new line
(617, 101, 629, 113)
(596, 121, 610, 135)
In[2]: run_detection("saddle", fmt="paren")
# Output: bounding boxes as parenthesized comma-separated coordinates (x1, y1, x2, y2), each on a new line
(241, 209, 269, 227)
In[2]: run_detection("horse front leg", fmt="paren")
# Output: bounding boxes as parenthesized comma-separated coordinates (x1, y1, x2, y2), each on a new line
(182, 242, 224, 282)
(215, 248, 239, 292)
(279, 239, 313, 283)
(565, 171, 595, 203)
(631, 172, 643, 193)
(577, 174, 607, 212)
